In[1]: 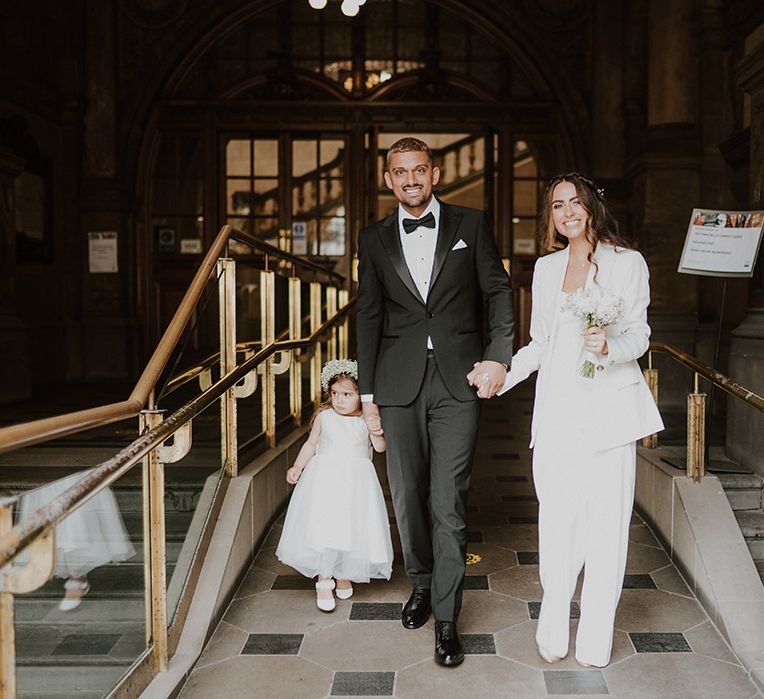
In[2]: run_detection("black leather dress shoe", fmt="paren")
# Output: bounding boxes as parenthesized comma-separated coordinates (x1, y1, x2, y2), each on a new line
(401, 586, 431, 629)
(434, 621, 464, 666)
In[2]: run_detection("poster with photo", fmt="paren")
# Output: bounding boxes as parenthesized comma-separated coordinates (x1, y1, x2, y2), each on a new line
(678, 209, 764, 277)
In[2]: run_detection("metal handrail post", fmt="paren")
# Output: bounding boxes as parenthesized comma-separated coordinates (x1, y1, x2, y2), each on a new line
(642, 363, 659, 448)
(0, 504, 15, 699)
(687, 372, 706, 482)
(338, 289, 349, 358)
(261, 270, 276, 447)
(289, 278, 303, 427)
(327, 286, 338, 360)
(140, 409, 168, 672)
(218, 259, 238, 477)
(310, 282, 322, 405)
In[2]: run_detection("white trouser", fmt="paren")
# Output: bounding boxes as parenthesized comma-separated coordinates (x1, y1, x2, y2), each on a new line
(532, 440, 636, 666)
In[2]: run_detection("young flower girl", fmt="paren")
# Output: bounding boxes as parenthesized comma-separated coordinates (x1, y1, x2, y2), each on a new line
(276, 359, 393, 611)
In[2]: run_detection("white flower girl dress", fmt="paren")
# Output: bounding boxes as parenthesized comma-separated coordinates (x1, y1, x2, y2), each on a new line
(276, 409, 393, 582)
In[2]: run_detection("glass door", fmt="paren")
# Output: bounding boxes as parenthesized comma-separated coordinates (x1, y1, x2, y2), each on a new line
(222, 133, 349, 260)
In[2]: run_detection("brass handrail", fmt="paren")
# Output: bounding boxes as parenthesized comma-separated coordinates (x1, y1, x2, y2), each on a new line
(649, 342, 764, 412)
(0, 227, 342, 455)
(0, 299, 355, 570)
(160, 313, 313, 399)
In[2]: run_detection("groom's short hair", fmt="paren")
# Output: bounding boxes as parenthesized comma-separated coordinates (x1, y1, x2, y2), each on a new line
(386, 137, 434, 170)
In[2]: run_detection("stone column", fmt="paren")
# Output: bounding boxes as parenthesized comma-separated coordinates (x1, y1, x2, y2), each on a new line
(628, 0, 701, 407)
(727, 39, 764, 476)
(0, 150, 32, 403)
(80, 0, 137, 380)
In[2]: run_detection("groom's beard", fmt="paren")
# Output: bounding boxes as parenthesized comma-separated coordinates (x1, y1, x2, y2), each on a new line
(400, 188, 431, 210)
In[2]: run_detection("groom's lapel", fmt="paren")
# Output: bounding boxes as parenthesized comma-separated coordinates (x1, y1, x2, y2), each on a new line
(378, 210, 426, 305)
(428, 201, 462, 293)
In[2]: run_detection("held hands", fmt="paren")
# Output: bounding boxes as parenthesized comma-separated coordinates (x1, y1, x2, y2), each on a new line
(466, 360, 507, 399)
(286, 465, 303, 485)
(362, 401, 384, 436)
(582, 326, 609, 356)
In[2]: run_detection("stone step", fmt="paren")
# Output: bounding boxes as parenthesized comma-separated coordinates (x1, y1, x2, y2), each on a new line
(734, 509, 764, 539)
(718, 472, 764, 511)
(16, 664, 131, 699)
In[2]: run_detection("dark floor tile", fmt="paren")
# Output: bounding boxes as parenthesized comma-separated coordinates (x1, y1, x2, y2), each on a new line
(349, 602, 402, 621)
(543, 669, 609, 695)
(241, 633, 303, 655)
(630, 632, 692, 653)
(622, 574, 657, 589)
(52, 634, 120, 656)
(467, 530, 483, 543)
(467, 504, 479, 513)
(271, 575, 314, 590)
(486, 434, 515, 440)
(492, 453, 520, 460)
(486, 418, 505, 424)
(528, 601, 579, 620)
(464, 575, 489, 590)
(509, 516, 537, 524)
(331, 671, 395, 696)
(501, 494, 537, 502)
(517, 551, 540, 565)
(462, 633, 496, 654)
(496, 475, 528, 483)
(523, 410, 533, 415)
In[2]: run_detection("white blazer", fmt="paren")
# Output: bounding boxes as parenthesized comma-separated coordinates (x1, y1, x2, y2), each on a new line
(502, 242, 664, 451)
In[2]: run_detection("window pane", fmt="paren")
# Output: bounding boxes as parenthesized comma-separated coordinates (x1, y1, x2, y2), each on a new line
(512, 218, 537, 256)
(292, 140, 318, 178)
(227, 216, 253, 237)
(254, 217, 279, 245)
(513, 179, 537, 217)
(293, 180, 318, 215)
(226, 140, 250, 177)
(254, 140, 278, 177)
(227, 179, 251, 215)
(320, 216, 345, 256)
(253, 178, 279, 216)
(178, 179, 204, 215)
(320, 140, 344, 173)
(320, 178, 343, 206)
(514, 141, 537, 177)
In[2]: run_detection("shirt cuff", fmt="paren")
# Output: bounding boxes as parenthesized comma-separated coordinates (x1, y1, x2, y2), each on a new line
(361, 394, 374, 403)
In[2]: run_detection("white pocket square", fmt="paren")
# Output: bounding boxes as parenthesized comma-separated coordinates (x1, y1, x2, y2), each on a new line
(452, 239, 468, 251)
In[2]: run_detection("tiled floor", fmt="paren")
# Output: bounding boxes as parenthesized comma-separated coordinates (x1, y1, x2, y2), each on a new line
(179, 385, 762, 699)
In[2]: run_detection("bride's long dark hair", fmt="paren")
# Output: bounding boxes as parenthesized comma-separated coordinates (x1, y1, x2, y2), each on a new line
(538, 173, 635, 256)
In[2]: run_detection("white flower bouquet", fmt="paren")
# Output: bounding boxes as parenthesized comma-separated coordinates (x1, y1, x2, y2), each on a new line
(563, 288, 625, 378)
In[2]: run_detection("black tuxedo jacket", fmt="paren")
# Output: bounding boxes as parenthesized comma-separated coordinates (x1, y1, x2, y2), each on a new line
(356, 200, 515, 405)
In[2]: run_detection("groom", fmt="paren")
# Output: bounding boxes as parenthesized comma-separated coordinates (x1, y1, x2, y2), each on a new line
(357, 137, 514, 666)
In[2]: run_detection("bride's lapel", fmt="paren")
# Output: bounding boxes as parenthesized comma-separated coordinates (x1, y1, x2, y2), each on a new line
(586, 243, 616, 291)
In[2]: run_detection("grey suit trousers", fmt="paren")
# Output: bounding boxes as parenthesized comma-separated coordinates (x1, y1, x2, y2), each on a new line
(379, 354, 480, 622)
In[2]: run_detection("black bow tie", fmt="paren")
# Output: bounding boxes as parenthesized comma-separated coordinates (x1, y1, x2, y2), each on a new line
(402, 211, 436, 234)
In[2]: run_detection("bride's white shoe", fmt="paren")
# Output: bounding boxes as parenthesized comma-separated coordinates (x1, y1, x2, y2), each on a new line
(537, 644, 563, 664)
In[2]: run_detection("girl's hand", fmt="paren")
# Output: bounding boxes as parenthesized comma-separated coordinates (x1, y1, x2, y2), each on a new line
(582, 326, 608, 355)
(286, 466, 303, 485)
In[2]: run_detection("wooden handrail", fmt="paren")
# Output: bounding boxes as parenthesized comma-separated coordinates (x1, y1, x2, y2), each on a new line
(0, 225, 344, 455)
(649, 342, 764, 412)
(0, 299, 355, 569)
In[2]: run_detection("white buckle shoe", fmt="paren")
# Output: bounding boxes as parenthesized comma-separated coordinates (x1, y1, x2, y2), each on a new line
(59, 578, 90, 611)
(335, 583, 354, 600)
(315, 579, 336, 612)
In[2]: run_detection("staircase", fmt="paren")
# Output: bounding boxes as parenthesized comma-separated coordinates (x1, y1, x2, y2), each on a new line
(717, 469, 764, 584)
(3, 463, 217, 699)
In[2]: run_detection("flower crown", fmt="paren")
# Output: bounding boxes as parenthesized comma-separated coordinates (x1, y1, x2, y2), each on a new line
(321, 359, 358, 392)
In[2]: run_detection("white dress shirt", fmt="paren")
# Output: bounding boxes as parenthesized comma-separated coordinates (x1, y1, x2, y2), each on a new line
(361, 198, 440, 404)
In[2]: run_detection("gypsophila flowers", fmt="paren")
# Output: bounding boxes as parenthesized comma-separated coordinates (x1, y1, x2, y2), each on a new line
(321, 359, 358, 391)
(563, 288, 625, 378)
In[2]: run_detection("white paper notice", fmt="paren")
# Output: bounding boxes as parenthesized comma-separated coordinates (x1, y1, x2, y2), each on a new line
(88, 231, 118, 273)
(678, 209, 764, 277)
